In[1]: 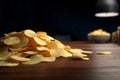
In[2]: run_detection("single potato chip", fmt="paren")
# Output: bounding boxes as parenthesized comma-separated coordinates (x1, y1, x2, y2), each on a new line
(22, 54, 43, 65)
(4, 32, 18, 38)
(36, 32, 55, 42)
(12, 37, 29, 48)
(33, 37, 46, 46)
(81, 50, 93, 54)
(64, 46, 72, 51)
(60, 48, 72, 57)
(69, 49, 89, 60)
(47, 41, 58, 49)
(55, 40, 65, 48)
(50, 49, 62, 57)
(36, 46, 49, 51)
(3, 37, 21, 45)
(23, 50, 38, 55)
(0, 46, 12, 60)
(39, 51, 51, 57)
(24, 29, 37, 37)
(10, 55, 31, 62)
(0, 61, 19, 67)
(42, 56, 56, 62)
(28, 37, 46, 47)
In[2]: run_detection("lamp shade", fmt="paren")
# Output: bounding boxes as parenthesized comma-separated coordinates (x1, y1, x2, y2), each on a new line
(95, 0, 119, 17)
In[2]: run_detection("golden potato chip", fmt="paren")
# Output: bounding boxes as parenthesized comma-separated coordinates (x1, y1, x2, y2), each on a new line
(23, 50, 38, 55)
(0, 46, 12, 60)
(72, 53, 89, 60)
(22, 54, 43, 65)
(36, 32, 47, 37)
(3, 37, 21, 45)
(36, 32, 55, 42)
(0, 61, 19, 66)
(39, 51, 51, 57)
(81, 50, 93, 54)
(47, 35, 55, 41)
(4, 32, 18, 38)
(42, 56, 56, 62)
(69, 49, 89, 60)
(60, 48, 72, 57)
(9, 47, 27, 52)
(0, 52, 11, 61)
(33, 37, 46, 46)
(36, 31, 48, 41)
(36, 46, 49, 51)
(24, 29, 37, 37)
(50, 49, 61, 57)
(12, 37, 29, 48)
(47, 40, 64, 49)
(46, 41, 58, 49)
(47, 41, 71, 57)
(54, 40, 65, 48)
(64, 46, 72, 51)
(10, 55, 31, 62)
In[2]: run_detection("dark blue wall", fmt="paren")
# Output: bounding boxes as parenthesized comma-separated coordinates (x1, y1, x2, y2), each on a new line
(0, 0, 120, 40)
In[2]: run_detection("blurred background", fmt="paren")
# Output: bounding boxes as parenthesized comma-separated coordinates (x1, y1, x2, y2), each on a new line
(0, 0, 120, 41)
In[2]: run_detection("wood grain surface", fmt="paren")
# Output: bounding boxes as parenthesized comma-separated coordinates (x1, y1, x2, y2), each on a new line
(0, 41, 120, 80)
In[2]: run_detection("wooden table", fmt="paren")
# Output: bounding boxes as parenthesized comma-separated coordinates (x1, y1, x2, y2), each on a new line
(0, 41, 120, 80)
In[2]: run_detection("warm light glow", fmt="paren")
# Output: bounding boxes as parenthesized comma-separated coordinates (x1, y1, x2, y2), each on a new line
(95, 12, 119, 17)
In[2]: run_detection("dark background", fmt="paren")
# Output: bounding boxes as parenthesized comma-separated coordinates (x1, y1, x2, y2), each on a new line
(0, 0, 120, 41)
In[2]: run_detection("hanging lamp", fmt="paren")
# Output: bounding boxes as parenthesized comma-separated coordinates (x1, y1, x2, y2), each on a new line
(95, 0, 119, 17)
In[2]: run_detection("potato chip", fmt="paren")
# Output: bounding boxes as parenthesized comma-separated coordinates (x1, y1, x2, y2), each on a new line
(46, 41, 58, 50)
(23, 50, 38, 55)
(12, 32, 26, 37)
(69, 49, 89, 60)
(4, 32, 18, 38)
(72, 53, 89, 60)
(36, 32, 55, 42)
(42, 56, 56, 62)
(47, 41, 72, 57)
(22, 54, 43, 65)
(36, 46, 49, 51)
(3, 37, 21, 45)
(0, 46, 12, 60)
(81, 50, 93, 54)
(64, 46, 71, 51)
(24, 29, 37, 37)
(0, 61, 19, 66)
(9, 47, 27, 52)
(39, 51, 51, 57)
(81, 57, 90, 60)
(10, 55, 31, 62)
(47, 35, 55, 41)
(60, 48, 72, 57)
(12, 37, 29, 48)
(54, 40, 65, 48)
(33, 37, 46, 46)
(0, 52, 11, 61)
(50, 49, 61, 57)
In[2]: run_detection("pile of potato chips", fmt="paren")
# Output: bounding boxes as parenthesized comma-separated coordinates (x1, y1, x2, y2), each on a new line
(0, 29, 92, 66)
(88, 29, 110, 36)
